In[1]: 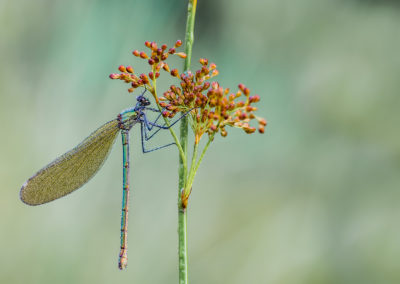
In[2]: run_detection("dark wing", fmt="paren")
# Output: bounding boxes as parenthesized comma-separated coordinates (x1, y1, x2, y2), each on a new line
(20, 119, 120, 205)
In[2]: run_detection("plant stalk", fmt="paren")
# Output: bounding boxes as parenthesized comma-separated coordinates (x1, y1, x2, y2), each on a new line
(178, 1, 197, 283)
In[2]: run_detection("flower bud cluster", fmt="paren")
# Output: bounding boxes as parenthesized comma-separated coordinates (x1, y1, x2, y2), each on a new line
(109, 40, 186, 93)
(159, 59, 266, 142)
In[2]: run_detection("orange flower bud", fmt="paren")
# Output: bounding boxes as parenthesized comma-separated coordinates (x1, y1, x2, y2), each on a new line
(161, 53, 168, 60)
(211, 70, 219, 77)
(236, 101, 245, 107)
(249, 95, 260, 103)
(199, 58, 208, 66)
(171, 69, 179, 77)
(239, 112, 248, 120)
(175, 40, 182, 47)
(139, 52, 148, 59)
(244, 127, 256, 134)
(109, 73, 120, 79)
(140, 73, 149, 84)
(162, 63, 170, 72)
(175, 52, 187, 59)
(150, 42, 157, 50)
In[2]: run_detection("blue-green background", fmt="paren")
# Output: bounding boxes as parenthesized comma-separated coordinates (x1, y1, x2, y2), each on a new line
(1, 0, 400, 283)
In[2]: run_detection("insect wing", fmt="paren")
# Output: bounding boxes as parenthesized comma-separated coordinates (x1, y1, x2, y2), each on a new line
(20, 119, 120, 205)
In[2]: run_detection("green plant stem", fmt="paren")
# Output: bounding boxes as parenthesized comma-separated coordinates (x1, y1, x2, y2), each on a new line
(185, 136, 213, 194)
(194, 136, 213, 174)
(185, 142, 199, 195)
(178, 204, 188, 284)
(179, 1, 197, 284)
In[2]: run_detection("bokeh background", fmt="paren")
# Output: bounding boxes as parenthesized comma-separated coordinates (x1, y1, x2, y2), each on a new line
(1, 0, 400, 283)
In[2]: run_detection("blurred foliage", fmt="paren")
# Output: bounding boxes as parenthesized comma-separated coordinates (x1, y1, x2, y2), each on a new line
(1, 0, 399, 283)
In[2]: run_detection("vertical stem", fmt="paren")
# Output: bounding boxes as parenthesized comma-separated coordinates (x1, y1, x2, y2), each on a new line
(179, 1, 197, 283)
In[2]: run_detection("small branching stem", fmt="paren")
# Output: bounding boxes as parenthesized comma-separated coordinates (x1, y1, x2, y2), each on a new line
(150, 79, 187, 172)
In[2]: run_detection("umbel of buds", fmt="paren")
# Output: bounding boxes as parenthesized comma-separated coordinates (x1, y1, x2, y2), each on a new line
(110, 41, 266, 144)
(109, 40, 186, 93)
(159, 59, 266, 143)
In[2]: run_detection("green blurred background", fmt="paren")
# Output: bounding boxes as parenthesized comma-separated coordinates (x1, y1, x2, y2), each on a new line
(1, 0, 400, 283)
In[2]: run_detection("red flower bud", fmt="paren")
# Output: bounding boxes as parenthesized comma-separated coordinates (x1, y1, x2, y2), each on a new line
(244, 127, 256, 134)
(175, 40, 182, 47)
(150, 42, 157, 50)
(199, 58, 208, 66)
(139, 52, 148, 59)
(249, 95, 260, 103)
(236, 101, 245, 107)
(175, 52, 187, 59)
(171, 69, 179, 77)
(109, 74, 120, 79)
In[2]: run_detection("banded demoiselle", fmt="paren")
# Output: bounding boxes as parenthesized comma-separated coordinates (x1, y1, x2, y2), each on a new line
(20, 92, 177, 270)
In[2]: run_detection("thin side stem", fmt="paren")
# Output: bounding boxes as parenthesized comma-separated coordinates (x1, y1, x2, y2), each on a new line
(185, 136, 212, 194)
(151, 79, 187, 173)
(194, 136, 213, 174)
(179, 1, 197, 284)
(184, 142, 199, 197)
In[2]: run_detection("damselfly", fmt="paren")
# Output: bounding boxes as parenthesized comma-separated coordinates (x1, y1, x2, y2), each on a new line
(20, 92, 180, 270)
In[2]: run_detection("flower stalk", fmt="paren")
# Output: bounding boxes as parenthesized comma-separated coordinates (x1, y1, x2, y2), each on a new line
(178, 1, 197, 283)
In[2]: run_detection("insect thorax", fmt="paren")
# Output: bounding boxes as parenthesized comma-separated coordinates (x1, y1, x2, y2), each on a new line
(118, 108, 139, 131)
